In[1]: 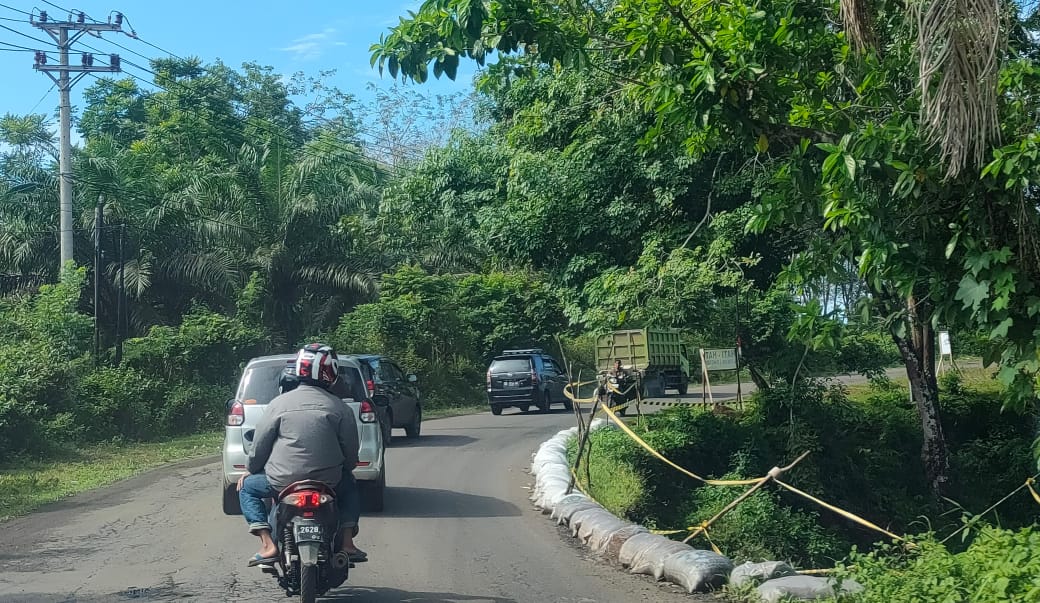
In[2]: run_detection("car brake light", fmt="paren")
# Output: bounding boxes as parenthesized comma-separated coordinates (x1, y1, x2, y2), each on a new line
(531, 371, 539, 384)
(359, 400, 377, 423)
(366, 379, 375, 396)
(284, 490, 325, 508)
(486, 370, 491, 388)
(227, 401, 244, 426)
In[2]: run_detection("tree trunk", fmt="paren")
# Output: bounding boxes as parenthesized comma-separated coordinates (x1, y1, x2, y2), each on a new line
(745, 360, 770, 391)
(891, 295, 950, 496)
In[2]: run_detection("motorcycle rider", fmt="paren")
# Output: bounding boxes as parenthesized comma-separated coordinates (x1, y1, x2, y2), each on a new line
(237, 343, 367, 567)
(611, 359, 628, 381)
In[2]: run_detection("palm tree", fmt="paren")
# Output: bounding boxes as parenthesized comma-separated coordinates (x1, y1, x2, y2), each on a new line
(839, 0, 1003, 178)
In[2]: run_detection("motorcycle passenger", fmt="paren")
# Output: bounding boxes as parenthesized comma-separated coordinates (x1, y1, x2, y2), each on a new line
(237, 343, 367, 567)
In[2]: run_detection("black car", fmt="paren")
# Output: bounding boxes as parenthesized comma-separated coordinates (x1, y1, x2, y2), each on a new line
(486, 349, 573, 415)
(349, 354, 422, 443)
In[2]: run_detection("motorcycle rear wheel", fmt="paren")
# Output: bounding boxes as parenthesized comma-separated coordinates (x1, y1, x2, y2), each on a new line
(299, 563, 317, 603)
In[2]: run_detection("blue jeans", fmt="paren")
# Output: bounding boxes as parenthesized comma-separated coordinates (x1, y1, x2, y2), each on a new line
(239, 470, 360, 535)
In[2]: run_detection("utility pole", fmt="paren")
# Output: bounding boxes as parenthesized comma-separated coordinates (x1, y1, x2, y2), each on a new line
(115, 223, 126, 366)
(93, 195, 103, 366)
(30, 10, 124, 274)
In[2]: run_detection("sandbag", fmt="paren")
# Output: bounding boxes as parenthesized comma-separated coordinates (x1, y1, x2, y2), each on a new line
(592, 524, 648, 560)
(757, 576, 864, 602)
(729, 561, 797, 588)
(618, 532, 659, 567)
(623, 533, 694, 580)
(577, 512, 628, 546)
(569, 507, 618, 538)
(662, 549, 734, 594)
(553, 496, 603, 526)
(550, 493, 589, 520)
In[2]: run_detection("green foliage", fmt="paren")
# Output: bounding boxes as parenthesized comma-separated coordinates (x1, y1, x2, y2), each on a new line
(0, 267, 91, 454)
(839, 528, 1040, 603)
(0, 274, 269, 456)
(75, 367, 167, 441)
(122, 308, 270, 385)
(328, 265, 570, 409)
(578, 378, 1036, 570)
(690, 476, 848, 567)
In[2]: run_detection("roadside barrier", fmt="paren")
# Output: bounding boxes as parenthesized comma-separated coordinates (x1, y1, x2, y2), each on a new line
(564, 379, 1040, 560)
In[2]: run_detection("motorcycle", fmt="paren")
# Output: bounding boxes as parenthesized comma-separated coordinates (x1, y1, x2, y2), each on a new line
(261, 480, 350, 603)
(598, 371, 639, 417)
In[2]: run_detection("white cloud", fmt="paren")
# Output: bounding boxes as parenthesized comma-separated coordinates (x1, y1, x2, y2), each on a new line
(280, 28, 340, 61)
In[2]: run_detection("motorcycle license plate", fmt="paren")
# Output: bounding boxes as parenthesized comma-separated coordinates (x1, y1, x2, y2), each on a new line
(293, 523, 323, 543)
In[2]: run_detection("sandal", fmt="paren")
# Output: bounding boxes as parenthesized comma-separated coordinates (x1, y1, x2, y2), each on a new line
(248, 553, 279, 567)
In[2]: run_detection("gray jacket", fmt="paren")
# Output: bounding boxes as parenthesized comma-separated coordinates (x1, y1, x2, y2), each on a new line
(247, 384, 360, 491)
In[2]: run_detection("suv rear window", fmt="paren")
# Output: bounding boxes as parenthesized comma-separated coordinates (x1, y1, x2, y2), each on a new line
(236, 363, 286, 405)
(490, 357, 533, 373)
(333, 366, 368, 401)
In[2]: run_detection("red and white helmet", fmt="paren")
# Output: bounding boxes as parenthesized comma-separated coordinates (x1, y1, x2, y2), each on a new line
(295, 343, 339, 389)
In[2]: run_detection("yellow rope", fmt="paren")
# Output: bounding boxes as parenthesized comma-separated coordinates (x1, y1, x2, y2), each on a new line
(595, 401, 762, 487)
(773, 478, 908, 544)
(1027, 477, 1040, 506)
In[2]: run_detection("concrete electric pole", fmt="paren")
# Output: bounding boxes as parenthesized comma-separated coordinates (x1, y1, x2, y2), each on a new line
(30, 10, 123, 273)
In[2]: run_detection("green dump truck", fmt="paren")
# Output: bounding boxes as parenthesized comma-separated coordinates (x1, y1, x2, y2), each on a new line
(594, 328, 692, 396)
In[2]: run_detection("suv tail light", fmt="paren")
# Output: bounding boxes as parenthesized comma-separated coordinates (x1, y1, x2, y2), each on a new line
(365, 379, 375, 397)
(283, 490, 326, 508)
(227, 401, 244, 426)
(486, 370, 492, 389)
(531, 371, 539, 385)
(359, 400, 377, 423)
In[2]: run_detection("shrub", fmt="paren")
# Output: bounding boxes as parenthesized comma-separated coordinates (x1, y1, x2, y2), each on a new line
(578, 376, 1036, 574)
(75, 367, 168, 441)
(122, 308, 270, 386)
(840, 527, 1040, 603)
(689, 476, 849, 567)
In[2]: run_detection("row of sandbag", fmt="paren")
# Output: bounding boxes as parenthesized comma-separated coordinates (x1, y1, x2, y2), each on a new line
(528, 421, 734, 594)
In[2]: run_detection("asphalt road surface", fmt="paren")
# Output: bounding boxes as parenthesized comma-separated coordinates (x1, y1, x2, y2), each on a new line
(0, 408, 702, 603)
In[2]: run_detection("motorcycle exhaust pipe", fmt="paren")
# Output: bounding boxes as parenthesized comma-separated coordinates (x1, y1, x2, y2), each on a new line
(332, 551, 350, 569)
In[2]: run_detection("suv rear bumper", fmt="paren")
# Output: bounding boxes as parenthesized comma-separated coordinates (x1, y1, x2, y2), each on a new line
(487, 387, 539, 407)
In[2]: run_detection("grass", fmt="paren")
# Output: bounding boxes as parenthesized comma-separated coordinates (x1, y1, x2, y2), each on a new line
(425, 404, 490, 419)
(0, 431, 222, 521)
(844, 364, 999, 400)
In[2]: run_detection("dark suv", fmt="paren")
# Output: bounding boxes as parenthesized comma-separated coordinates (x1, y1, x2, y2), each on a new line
(486, 349, 573, 415)
(349, 354, 422, 443)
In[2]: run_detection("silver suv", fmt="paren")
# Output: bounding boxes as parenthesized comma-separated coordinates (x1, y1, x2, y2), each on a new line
(221, 354, 387, 514)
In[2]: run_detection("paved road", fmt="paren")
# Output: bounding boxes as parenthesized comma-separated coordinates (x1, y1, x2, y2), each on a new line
(0, 409, 699, 603)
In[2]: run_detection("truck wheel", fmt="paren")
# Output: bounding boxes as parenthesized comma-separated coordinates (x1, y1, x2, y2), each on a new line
(677, 382, 689, 395)
(563, 397, 574, 411)
(491, 405, 503, 416)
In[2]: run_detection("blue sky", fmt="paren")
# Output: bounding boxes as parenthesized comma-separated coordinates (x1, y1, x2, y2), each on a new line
(0, 1, 476, 120)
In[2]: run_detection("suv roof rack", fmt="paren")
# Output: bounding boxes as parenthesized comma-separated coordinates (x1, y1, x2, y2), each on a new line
(501, 348, 544, 356)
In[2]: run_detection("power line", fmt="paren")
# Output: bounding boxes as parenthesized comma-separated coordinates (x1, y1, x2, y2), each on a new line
(0, 2, 31, 16)
(0, 40, 34, 50)
(0, 22, 54, 45)
(27, 81, 57, 113)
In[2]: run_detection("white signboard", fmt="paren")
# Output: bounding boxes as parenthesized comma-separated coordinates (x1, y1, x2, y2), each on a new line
(938, 331, 952, 356)
(702, 348, 738, 371)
